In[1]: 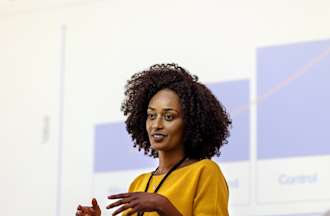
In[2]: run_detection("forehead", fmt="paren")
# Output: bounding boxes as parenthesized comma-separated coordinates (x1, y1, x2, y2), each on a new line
(148, 89, 181, 110)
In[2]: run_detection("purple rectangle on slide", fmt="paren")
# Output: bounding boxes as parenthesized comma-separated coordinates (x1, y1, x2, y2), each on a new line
(257, 39, 330, 159)
(208, 80, 250, 162)
(94, 122, 154, 172)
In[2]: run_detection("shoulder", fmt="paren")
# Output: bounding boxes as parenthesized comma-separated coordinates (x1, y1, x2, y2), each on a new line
(128, 172, 151, 192)
(130, 172, 150, 185)
(132, 172, 149, 181)
(193, 159, 228, 193)
(180, 159, 224, 178)
(197, 159, 220, 167)
(195, 159, 222, 172)
(192, 159, 226, 181)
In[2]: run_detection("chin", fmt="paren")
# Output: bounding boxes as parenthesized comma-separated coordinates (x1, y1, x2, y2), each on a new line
(150, 142, 168, 151)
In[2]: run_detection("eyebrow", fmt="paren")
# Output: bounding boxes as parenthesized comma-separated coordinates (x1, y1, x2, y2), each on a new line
(147, 107, 179, 113)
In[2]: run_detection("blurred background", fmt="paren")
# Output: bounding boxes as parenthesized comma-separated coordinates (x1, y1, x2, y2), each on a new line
(1, 0, 330, 215)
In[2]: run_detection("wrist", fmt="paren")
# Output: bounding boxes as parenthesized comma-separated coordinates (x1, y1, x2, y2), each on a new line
(155, 195, 182, 216)
(155, 194, 168, 215)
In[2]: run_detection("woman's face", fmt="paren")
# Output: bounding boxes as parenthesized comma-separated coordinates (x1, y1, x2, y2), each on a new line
(146, 89, 184, 153)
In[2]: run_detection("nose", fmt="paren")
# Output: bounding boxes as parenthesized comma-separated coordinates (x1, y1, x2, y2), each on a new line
(152, 115, 164, 129)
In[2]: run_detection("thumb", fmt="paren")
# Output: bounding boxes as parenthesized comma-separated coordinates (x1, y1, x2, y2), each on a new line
(91, 198, 100, 210)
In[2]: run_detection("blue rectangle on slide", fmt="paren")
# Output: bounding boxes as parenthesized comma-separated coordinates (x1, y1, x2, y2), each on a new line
(94, 80, 250, 172)
(94, 122, 155, 172)
(257, 39, 330, 159)
(208, 80, 250, 162)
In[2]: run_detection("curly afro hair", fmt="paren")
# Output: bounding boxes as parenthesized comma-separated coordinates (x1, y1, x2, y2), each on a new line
(121, 63, 232, 160)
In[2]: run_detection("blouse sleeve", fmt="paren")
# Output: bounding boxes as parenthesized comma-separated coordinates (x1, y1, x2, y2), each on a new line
(193, 161, 229, 216)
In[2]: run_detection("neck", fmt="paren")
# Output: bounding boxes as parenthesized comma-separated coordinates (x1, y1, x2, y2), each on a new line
(158, 149, 185, 172)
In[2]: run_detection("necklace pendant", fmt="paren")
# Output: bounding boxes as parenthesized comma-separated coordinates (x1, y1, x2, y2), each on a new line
(144, 157, 187, 194)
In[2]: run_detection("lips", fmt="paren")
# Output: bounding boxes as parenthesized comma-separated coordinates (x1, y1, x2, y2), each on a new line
(151, 133, 167, 142)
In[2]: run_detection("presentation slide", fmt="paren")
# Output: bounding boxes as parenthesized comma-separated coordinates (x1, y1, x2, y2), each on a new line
(1, 1, 330, 216)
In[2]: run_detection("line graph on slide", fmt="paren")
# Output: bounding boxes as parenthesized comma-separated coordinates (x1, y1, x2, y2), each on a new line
(257, 39, 330, 160)
(256, 39, 330, 205)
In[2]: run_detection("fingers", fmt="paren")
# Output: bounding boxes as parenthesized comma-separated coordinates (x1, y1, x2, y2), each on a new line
(106, 194, 139, 215)
(112, 202, 136, 216)
(76, 210, 92, 216)
(76, 205, 95, 216)
(108, 193, 132, 199)
(106, 193, 132, 211)
(77, 194, 138, 216)
(108, 197, 135, 209)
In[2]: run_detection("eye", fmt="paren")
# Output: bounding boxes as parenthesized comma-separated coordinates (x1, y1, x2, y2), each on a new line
(164, 113, 174, 121)
(147, 112, 157, 120)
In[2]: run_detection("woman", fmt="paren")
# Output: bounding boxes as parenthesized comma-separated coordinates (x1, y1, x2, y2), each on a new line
(76, 63, 232, 216)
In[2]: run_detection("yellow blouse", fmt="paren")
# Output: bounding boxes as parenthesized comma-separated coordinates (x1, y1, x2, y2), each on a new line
(124, 159, 229, 216)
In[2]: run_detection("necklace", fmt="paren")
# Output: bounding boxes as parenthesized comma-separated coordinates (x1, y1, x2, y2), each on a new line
(137, 156, 187, 216)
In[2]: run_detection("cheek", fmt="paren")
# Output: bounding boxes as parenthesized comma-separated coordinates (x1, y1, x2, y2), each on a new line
(145, 121, 150, 134)
(170, 122, 184, 139)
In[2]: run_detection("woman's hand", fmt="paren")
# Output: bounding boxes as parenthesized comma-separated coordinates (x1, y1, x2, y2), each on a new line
(107, 192, 173, 216)
(76, 198, 101, 216)
(107, 192, 163, 215)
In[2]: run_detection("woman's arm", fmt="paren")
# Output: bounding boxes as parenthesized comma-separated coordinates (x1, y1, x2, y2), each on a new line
(107, 192, 182, 216)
